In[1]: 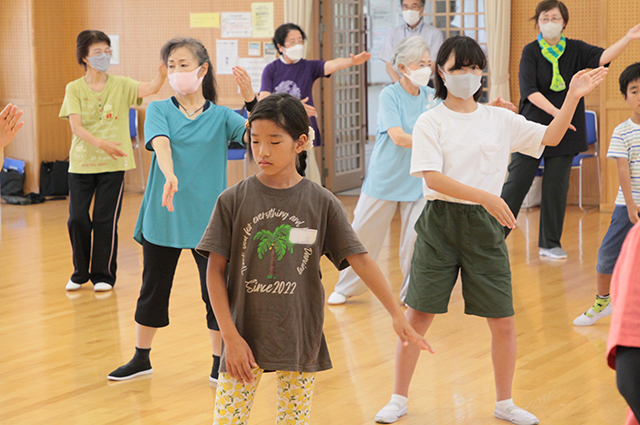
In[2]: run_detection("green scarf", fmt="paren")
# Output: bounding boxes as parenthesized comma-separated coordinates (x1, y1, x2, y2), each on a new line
(538, 33, 566, 92)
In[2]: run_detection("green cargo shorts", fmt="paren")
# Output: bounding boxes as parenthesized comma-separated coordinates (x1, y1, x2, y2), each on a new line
(405, 200, 514, 318)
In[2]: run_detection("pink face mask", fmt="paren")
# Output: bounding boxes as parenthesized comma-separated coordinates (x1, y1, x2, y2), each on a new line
(168, 66, 204, 95)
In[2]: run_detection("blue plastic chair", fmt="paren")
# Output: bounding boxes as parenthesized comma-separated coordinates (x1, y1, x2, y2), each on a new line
(537, 110, 599, 210)
(129, 109, 146, 192)
(573, 110, 600, 209)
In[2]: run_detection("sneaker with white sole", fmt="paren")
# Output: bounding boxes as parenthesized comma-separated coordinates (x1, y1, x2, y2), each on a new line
(495, 404, 539, 425)
(66, 279, 83, 291)
(94, 282, 113, 292)
(375, 399, 408, 424)
(573, 301, 612, 326)
(539, 247, 567, 260)
(327, 291, 348, 305)
(108, 360, 153, 381)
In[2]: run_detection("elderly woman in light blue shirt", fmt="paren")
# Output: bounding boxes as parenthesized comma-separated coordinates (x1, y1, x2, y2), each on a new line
(328, 36, 440, 305)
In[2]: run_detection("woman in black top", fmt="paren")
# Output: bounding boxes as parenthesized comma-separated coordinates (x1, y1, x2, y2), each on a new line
(501, 0, 640, 259)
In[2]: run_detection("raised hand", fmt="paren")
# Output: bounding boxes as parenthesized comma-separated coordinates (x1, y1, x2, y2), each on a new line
(626, 22, 640, 40)
(0, 104, 25, 148)
(350, 51, 372, 66)
(568, 66, 608, 99)
(233, 66, 256, 103)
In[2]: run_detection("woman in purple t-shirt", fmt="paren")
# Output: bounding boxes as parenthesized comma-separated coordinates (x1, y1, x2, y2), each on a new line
(259, 23, 370, 176)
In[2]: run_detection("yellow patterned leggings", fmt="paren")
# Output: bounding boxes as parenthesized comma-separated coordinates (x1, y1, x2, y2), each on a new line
(213, 368, 316, 425)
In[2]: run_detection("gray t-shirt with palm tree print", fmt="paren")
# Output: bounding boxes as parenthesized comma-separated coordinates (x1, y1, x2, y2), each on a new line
(197, 176, 365, 373)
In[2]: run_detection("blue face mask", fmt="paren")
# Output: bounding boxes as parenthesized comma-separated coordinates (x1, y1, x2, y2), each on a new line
(87, 53, 112, 72)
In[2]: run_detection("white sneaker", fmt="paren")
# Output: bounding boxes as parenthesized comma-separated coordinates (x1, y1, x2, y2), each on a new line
(539, 247, 567, 260)
(94, 282, 113, 292)
(495, 404, 539, 425)
(66, 279, 82, 291)
(375, 400, 408, 424)
(327, 291, 348, 305)
(573, 302, 612, 326)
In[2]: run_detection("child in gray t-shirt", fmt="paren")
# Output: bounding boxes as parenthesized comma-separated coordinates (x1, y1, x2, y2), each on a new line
(197, 93, 431, 424)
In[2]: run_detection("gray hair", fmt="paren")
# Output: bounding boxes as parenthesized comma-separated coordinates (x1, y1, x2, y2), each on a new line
(391, 36, 430, 73)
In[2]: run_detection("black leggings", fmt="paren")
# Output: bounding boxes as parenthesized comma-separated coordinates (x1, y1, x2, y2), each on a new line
(134, 236, 218, 330)
(616, 346, 640, 420)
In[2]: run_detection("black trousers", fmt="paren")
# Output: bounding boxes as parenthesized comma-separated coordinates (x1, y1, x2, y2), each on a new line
(134, 236, 218, 330)
(500, 153, 574, 248)
(616, 346, 640, 420)
(68, 171, 125, 286)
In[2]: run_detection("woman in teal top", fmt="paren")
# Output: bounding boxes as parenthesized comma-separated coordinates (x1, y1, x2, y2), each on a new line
(108, 37, 257, 383)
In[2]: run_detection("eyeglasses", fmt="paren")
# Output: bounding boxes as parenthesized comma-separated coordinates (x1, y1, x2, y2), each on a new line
(539, 17, 563, 24)
(402, 5, 423, 11)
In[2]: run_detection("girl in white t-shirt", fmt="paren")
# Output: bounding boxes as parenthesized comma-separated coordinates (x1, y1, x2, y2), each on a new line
(374, 36, 606, 425)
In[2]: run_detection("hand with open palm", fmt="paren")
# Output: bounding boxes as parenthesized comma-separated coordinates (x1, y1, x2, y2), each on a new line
(568, 66, 608, 100)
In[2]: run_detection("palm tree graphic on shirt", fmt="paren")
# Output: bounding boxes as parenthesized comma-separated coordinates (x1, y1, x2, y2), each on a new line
(254, 224, 294, 279)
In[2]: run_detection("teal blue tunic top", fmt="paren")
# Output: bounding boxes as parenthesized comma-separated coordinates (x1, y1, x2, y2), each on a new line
(134, 99, 246, 248)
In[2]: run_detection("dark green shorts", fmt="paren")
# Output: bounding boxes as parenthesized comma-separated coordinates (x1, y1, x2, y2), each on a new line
(405, 200, 514, 318)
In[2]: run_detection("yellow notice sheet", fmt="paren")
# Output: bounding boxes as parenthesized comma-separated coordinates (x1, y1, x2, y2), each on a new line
(190, 13, 220, 28)
(251, 3, 274, 38)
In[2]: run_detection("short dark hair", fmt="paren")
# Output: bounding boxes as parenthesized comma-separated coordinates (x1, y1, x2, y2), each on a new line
(399, 0, 426, 6)
(247, 93, 309, 171)
(531, 0, 569, 29)
(273, 23, 307, 55)
(620, 62, 640, 97)
(160, 37, 218, 104)
(76, 30, 110, 70)
(434, 36, 486, 102)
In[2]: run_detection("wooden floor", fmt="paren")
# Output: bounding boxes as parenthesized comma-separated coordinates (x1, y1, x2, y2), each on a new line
(0, 194, 628, 424)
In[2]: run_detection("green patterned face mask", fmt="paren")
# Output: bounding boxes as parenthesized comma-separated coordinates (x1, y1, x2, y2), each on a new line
(538, 33, 566, 92)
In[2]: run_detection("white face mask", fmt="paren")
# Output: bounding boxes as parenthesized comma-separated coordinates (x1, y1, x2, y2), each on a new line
(283, 44, 304, 62)
(402, 10, 422, 27)
(439, 67, 483, 100)
(539, 22, 563, 39)
(404, 66, 432, 87)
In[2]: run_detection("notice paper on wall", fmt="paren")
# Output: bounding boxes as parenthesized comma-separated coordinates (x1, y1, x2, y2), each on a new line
(216, 39, 239, 75)
(251, 2, 275, 38)
(190, 12, 220, 28)
(221, 12, 252, 38)
(109, 35, 120, 65)
(248, 42, 262, 56)
(238, 57, 269, 94)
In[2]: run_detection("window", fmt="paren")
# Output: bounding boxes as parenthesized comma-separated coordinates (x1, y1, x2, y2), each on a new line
(423, 0, 489, 102)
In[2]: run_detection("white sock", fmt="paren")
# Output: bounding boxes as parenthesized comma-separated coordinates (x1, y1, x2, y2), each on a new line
(390, 394, 408, 407)
(496, 398, 515, 409)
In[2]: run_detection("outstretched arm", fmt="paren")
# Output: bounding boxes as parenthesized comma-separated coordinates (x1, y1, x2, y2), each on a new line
(206, 253, 258, 383)
(324, 51, 372, 75)
(346, 252, 433, 352)
(600, 22, 640, 66)
(150, 136, 178, 211)
(137, 63, 168, 98)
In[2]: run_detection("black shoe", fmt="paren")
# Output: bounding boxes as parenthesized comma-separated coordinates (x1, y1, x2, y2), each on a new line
(210, 355, 220, 384)
(108, 358, 153, 381)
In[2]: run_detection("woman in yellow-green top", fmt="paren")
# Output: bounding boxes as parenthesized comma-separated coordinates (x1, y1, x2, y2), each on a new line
(59, 30, 166, 293)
